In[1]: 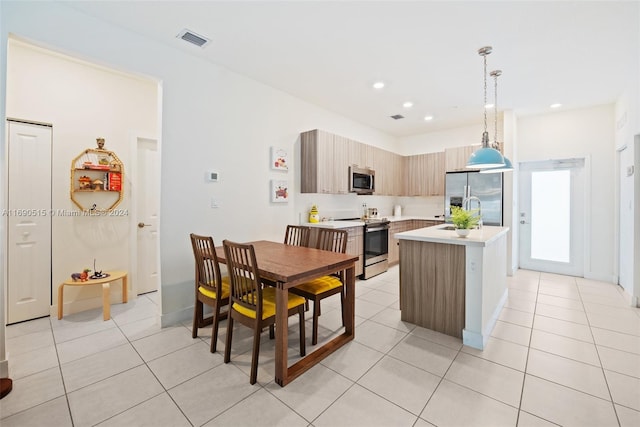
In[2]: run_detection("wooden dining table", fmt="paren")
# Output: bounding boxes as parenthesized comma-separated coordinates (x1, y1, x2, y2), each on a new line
(215, 240, 358, 386)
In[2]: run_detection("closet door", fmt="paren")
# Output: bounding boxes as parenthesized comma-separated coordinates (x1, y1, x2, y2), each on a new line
(7, 120, 52, 323)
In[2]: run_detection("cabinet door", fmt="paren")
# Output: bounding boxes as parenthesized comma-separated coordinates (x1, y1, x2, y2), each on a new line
(333, 135, 350, 194)
(445, 145, 477, 172)
(301, 129, 335, 194)
(405, 154, 429, 196)
(425, 151, 445, 196)
(344, 226, 364, 276)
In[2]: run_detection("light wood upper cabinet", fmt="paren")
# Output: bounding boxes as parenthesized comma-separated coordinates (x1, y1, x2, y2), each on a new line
(403, 152, 444, 196)
(332, 134, 350, 194)
(373, 147, 404, 196)
(445, 145, 477, 172)
(301, 129, 350, 194)
(425, 151, 445, 196)
(301, 129, 460, 196)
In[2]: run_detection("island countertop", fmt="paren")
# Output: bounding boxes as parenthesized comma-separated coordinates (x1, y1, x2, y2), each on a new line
(395, 224, 509, 247)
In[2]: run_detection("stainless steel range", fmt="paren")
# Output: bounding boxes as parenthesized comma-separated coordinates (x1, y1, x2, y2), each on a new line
(361, 218, 390, 279)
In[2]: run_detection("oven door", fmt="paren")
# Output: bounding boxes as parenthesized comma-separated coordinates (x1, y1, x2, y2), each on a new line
(364, 224, 389, 266)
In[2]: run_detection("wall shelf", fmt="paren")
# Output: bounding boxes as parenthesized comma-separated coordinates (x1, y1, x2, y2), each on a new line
(70, 147, 124, 212)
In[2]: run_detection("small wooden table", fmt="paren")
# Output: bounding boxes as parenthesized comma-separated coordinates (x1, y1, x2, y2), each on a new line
(216, 240, 357, 386)
(58, 270, 128, 321)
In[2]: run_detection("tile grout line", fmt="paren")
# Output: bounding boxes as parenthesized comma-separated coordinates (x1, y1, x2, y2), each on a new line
(514, 271, 540, 426)
(576, 279, 623, 427)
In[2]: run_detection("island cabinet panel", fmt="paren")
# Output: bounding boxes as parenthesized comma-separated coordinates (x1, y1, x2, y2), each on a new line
(399, 240, 465, 338)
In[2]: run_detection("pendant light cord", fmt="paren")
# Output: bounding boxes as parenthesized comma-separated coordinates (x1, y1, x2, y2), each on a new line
(483, 54, 488, 137)
(478, 46, 492, 149)
(491, 70, 502, 150)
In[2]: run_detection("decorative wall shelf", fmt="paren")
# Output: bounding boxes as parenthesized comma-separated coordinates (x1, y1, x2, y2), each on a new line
(70, 140, 124, 212)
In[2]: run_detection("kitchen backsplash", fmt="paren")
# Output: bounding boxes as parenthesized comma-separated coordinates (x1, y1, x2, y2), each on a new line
(296, 193, 444, 222)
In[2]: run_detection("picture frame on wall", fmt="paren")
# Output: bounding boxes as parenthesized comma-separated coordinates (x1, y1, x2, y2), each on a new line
(271, 146, 288, 171)
(271, 179, 289, 203)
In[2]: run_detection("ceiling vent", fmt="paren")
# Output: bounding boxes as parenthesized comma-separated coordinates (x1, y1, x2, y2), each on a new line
(390, 114, 405, 120)
(177, 29, 210, 48)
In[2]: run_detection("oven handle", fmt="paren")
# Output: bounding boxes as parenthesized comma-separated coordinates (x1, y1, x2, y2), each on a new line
(365, 225, 390, 232)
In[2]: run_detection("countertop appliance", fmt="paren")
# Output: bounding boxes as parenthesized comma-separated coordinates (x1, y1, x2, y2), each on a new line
(349, 166, 375, 195)
(445, 171, 503, 226)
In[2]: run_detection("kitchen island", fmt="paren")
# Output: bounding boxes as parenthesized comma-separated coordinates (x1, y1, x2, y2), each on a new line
(395, 224, 509, 350)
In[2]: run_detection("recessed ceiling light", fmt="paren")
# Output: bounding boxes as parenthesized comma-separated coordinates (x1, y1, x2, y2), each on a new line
(424, 115, 434, 121)
(550, 103, 562, 109)
(402, 101, 413, 108)
(372, 81, 385, 89)
(485, 103, 494, 109)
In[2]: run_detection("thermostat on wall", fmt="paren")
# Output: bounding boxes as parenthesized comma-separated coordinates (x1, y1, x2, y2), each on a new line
(206, 170, 219, 182)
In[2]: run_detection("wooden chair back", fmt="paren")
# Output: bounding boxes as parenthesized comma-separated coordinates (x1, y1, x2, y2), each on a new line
(316, 228, 348, 254)
(190, 233, 223, 296)
(222, 240, 263, 317)
(284, 225, 310, 247)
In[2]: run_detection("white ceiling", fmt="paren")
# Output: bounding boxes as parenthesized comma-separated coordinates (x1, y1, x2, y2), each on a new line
(65, 1, 639, 137)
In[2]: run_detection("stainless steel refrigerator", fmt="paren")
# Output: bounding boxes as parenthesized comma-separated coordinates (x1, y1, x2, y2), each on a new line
(445, 171, 503, 226)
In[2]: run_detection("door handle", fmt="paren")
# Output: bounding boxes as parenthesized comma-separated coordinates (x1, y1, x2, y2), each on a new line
(138, 222, 151, 228)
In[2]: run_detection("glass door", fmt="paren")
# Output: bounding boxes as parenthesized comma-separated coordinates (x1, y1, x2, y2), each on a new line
(519, 159, 585, 276)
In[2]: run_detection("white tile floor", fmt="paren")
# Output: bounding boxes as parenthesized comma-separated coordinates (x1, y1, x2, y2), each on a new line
(2, 267, 640, 426)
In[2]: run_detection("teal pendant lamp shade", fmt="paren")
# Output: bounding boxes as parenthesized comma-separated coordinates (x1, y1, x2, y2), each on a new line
(467, 129, 505, 169)
(467, 148, 505, 168)
(480, 156, 513, 173)
(467, 134, 505, 169)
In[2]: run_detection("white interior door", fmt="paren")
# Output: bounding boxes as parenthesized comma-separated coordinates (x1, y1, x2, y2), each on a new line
(7, 121, 52, 323)
(135, 137, 160, 295)
(519, 159, 585, 276)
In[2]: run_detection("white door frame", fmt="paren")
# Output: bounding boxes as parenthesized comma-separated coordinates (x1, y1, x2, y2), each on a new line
(129, 133, 161, 298)
(518, 157, 588, 276)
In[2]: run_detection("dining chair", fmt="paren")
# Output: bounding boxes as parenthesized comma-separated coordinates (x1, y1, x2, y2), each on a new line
(289, 228, 348, 345)
(284, 224, 310, 247)
(222, 239, 306, 384)
(190, 233, 230, 353)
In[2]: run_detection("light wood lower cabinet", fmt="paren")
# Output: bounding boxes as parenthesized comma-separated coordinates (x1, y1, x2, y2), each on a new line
(309, 226, 363, 276)
(388, 220, 444, 265)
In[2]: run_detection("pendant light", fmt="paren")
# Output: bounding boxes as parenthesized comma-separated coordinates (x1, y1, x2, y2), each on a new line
(481, 69, 514, 173)
(466, 46, 505, 169)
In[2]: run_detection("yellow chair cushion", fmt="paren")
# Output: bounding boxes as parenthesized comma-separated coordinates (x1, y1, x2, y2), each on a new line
(233, 287, 305, 320)
(198, 276, 231, 299)
(293, 275, 342, 295)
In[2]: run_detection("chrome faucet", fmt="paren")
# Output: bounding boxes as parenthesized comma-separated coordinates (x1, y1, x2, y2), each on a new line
(462, 196, 483, 229)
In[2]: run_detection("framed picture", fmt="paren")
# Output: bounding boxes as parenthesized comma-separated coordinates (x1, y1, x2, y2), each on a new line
(271, 146, 289, 171)
(271, 179, 289, 203)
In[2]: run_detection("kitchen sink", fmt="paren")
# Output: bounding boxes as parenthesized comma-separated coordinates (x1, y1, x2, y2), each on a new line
(439, 226, 457, 230)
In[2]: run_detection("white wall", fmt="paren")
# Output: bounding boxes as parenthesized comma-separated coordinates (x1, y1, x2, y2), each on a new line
(518, 104, 616, 282)
(0, 1, 397, 325)
(614, 41, 640, 302)
(6, 39, 158, 314)
(400, 122, 482, 156)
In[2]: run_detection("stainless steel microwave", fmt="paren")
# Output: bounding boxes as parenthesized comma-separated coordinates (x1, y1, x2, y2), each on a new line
(349, 166, 375, 194)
